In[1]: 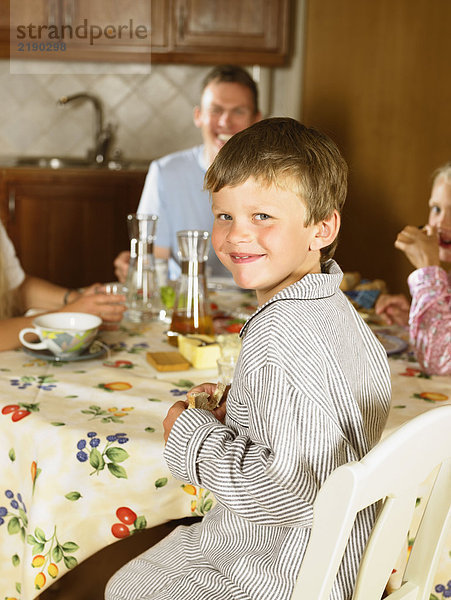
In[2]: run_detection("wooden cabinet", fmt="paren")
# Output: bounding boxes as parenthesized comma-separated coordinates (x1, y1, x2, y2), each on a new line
(156, 0, 292, 65)
(1, 0, 291, 65)
(0, 167, 146, 289)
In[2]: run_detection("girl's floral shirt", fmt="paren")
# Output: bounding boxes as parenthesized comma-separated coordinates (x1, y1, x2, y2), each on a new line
(408, 266, 451, 376)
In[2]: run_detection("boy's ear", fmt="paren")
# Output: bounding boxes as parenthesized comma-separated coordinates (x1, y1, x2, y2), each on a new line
(309, 210, 341, 251)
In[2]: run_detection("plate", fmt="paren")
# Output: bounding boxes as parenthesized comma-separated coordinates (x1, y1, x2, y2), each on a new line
(22, 343, 107, 362)
(375, 333, 408, 356)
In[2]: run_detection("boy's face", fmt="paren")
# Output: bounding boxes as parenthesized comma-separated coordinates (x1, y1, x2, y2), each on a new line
(212, 178, 324, 305)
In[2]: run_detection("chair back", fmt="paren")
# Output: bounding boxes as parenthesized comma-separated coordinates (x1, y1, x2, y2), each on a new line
(291, 406, 451, 600)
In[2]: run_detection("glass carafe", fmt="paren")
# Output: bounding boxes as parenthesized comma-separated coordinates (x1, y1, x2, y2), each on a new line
(125, 213, 165, 323)
(167, 230, 214, 346)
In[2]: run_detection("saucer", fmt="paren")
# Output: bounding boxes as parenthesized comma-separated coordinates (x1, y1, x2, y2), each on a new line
(22, 343, 107, 363)
(375, 333, 408, 356)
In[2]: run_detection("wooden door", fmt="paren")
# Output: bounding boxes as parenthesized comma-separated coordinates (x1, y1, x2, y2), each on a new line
(301, 0, 451, 294)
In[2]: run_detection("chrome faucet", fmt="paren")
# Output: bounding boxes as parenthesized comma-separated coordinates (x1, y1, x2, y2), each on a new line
(57, 93, 115, 165)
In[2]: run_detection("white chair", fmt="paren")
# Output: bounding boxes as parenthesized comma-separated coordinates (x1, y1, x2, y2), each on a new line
(291, 405, 451, 600)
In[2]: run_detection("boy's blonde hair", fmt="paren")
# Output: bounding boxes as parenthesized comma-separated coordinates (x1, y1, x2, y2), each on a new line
(204, 117, 348, 261)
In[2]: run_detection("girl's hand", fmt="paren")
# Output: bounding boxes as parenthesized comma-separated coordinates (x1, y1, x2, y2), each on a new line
(375, 293, 410, 326)
(394, 225, 440, 269)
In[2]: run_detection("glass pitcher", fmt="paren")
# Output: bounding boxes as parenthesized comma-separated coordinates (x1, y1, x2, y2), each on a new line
(167, 230, 214, 346)
(125, 213, 165, 323)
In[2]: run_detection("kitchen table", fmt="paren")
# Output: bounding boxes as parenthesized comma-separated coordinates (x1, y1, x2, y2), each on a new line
(0, 314, 449, 599)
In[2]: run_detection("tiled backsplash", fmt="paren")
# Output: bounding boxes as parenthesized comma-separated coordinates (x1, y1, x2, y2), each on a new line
(0, 61, 299, 162)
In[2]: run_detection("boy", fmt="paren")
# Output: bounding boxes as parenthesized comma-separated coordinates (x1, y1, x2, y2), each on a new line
(106, 118, 391, 600)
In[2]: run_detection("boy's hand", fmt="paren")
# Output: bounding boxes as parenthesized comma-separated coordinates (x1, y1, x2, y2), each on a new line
(375, 293, 410, 326)
(163, 400, 188, 443)
(189, 382, 229, 423)
(163, 383, 229, 443)
(394, 225, 440, 269)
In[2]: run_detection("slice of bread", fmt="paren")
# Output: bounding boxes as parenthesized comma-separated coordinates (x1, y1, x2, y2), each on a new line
(212, 382, 227, 405)
(187, 382, 227, 411)
(187, 391, 217, 410)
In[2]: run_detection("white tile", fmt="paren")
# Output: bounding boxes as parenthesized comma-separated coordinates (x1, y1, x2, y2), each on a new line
(0, 62, 278, 161)
(134, 70, 179, 108)
(114, 92, 154, 133)
(91, 75, 132, 110)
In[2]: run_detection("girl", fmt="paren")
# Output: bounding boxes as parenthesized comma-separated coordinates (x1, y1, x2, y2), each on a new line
(376, 163, 451, 375)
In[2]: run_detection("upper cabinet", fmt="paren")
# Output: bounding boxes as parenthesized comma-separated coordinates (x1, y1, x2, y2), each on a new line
(161, 0, 292, 65)
(2, 0, 292, 65)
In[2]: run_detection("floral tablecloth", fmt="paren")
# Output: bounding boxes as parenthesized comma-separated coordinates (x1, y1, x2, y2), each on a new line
(0, 318, 450, 600)
(383, 352, 451, 599)
(0, 320, 216, 600)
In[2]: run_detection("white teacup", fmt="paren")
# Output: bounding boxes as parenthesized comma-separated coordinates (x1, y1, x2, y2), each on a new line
(19, 312, 102, 358)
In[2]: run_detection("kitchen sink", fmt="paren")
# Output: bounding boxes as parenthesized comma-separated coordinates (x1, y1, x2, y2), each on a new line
(13, 156, 150, 171)
(15, 156, 95, 169)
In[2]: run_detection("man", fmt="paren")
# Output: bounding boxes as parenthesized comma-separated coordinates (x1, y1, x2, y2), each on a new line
(114, 65, 261, 281)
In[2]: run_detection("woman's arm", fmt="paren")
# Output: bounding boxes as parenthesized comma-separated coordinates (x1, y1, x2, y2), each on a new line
(0, 314, 40, 352)
(1, 277, 126, 351)
(0, 276, 69, 350)
(19, 276, 126, 321)
(18, 275, 74, 311)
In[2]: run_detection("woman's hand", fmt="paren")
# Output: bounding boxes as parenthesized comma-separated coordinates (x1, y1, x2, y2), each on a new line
(375, 293, 410, 326)
(62, 286, 126, 325)
(394, 225, 440, 269)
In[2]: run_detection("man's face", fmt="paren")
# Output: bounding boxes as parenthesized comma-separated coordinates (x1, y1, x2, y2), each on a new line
(194, 81, 260, 166)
